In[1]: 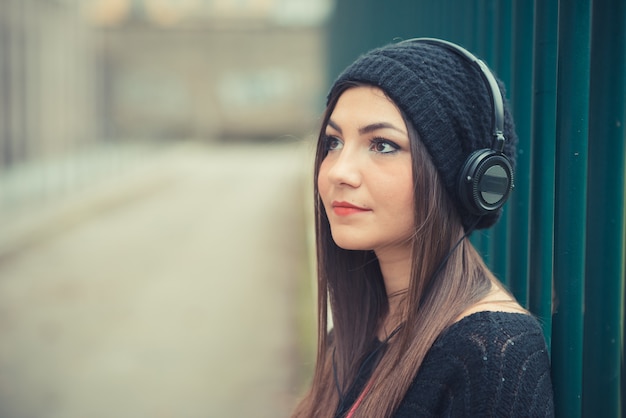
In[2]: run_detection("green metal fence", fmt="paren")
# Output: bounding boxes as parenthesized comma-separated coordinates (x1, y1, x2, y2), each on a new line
(326, 1, 626, 417)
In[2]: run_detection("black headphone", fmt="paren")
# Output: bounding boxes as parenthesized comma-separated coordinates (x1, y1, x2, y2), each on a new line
(411, 38, 515, 216)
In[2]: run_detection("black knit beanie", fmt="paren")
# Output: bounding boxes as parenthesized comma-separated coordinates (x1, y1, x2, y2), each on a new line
(327, 39, 518, 231)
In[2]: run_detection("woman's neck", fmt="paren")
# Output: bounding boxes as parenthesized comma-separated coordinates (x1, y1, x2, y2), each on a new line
(375, 245, 412, 339)
(375, 245, 412, 297)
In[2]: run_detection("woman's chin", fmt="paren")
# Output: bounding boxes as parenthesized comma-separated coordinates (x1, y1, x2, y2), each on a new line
(331, 237, 370, 251)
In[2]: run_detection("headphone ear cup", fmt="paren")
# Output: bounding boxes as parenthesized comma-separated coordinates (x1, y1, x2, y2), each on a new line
(458, 149, 514, 215)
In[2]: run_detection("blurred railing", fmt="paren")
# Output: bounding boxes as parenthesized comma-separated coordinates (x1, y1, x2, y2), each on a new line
(327, 1, 625, 417)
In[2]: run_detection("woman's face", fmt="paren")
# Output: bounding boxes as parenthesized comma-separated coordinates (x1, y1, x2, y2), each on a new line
(318, 86, 415, 256)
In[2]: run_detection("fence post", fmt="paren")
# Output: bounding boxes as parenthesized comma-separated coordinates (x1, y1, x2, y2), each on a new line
(507, 0, 534, 307)
(551, 1, 592, 417)
(582, 0, 626, 415)
(529, 0, 558, 348)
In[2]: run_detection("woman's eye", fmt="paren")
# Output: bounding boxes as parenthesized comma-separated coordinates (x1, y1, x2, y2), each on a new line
(370, 138, 399, 154)
(324, 135, 343, 151)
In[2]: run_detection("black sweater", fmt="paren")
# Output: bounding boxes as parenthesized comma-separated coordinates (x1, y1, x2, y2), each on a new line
(338, 311, 554, 417)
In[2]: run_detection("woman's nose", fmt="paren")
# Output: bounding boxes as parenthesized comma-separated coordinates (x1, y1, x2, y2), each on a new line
(324, 149, 362, 188)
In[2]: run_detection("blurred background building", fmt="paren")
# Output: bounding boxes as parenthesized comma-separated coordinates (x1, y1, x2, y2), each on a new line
(1, 0, 330, 211)
(90, 0, 329, 141)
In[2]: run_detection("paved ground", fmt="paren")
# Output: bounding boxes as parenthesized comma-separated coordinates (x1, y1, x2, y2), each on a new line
(0, 140, 315, 418)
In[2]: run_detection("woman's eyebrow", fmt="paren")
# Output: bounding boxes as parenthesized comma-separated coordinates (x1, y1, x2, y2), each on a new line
(327, 119, 406, 136)
(359, 122, 407, 135)
(327, 119, 342, 134)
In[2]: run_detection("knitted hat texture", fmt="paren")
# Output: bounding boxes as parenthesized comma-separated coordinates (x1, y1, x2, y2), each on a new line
(327, 39, 518, 230)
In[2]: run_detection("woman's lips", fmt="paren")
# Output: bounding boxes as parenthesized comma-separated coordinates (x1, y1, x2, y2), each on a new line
(331, 201, 371, 216)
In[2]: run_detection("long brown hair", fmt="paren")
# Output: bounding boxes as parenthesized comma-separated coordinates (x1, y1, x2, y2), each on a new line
(292, 81, 495, 417)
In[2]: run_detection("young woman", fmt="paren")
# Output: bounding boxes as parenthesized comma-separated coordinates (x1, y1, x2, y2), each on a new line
(292, 39, 554, 417)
